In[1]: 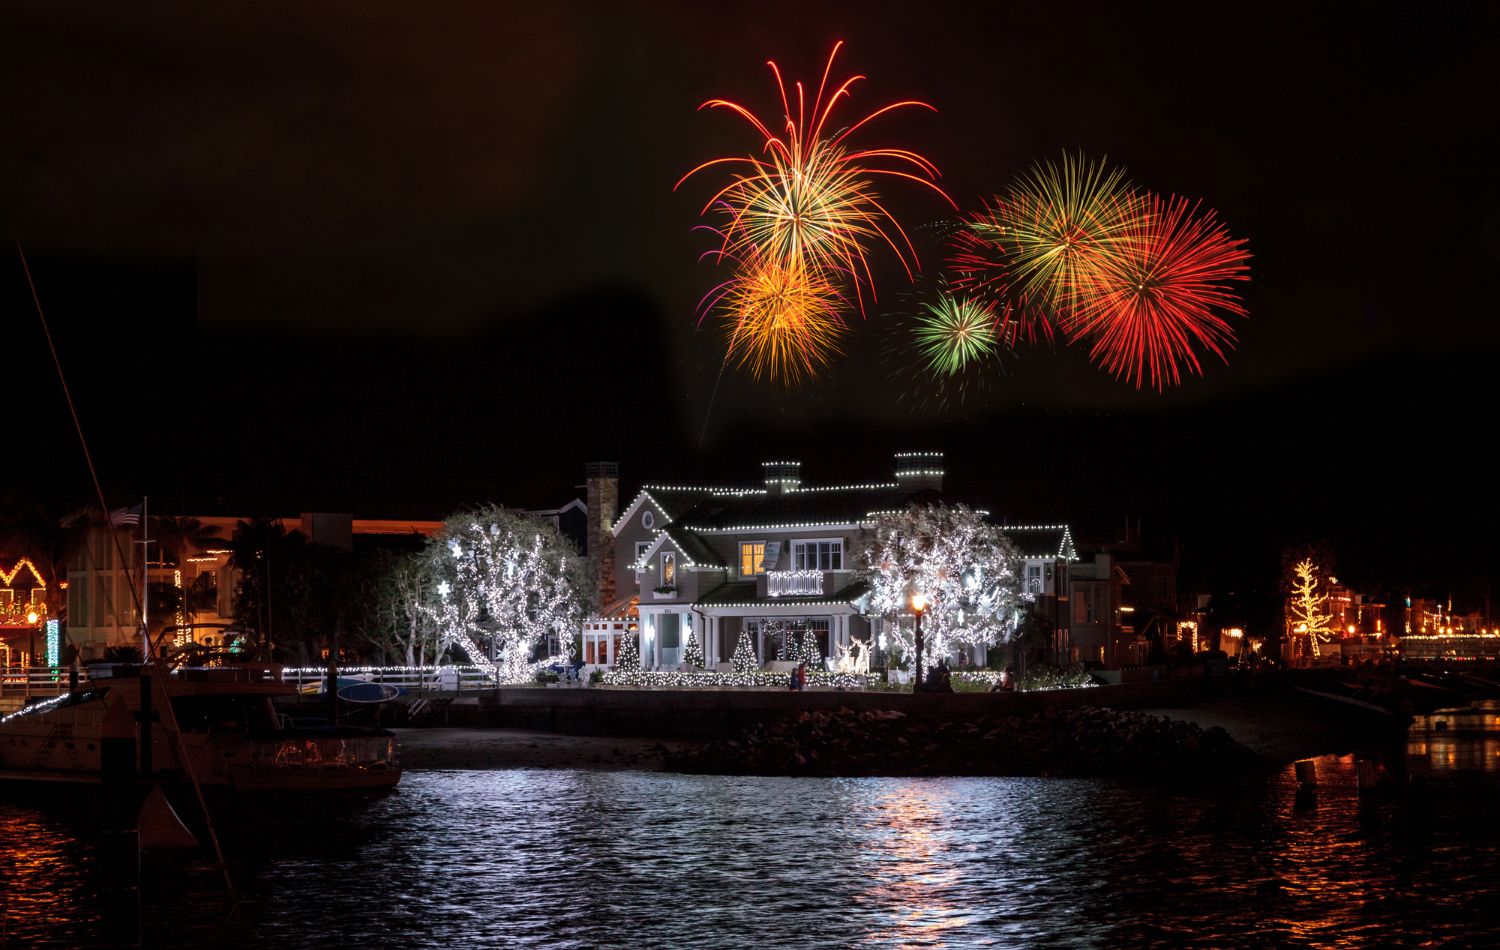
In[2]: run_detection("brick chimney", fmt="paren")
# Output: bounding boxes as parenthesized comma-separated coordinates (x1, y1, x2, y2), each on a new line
(894, 451, 944, 493)
(585, 462, 619, 607)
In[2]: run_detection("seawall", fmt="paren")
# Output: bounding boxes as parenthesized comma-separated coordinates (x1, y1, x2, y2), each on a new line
(462, 680, 1204, 740)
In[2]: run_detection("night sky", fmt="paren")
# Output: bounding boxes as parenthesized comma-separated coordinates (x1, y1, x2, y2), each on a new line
(4, 2, 1497, 602)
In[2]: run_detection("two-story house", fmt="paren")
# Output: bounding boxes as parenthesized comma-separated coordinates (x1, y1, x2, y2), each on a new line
(587, 453, 1078, 671)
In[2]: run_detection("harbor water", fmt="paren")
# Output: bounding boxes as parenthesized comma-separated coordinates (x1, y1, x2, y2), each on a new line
(3, 705, 1499, 948)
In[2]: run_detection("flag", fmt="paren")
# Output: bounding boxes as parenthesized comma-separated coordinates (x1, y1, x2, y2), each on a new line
(109, 504, 142, 527)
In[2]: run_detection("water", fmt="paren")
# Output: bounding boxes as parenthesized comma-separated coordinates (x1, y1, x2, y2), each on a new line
(5, 709, 1500, 949)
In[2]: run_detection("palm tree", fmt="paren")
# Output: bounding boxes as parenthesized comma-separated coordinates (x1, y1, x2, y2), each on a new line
(148, 515, 222, 567)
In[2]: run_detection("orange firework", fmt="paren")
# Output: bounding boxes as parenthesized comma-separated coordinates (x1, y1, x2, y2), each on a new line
(677, 41, 953, 318)
(722, 252, 847, 385)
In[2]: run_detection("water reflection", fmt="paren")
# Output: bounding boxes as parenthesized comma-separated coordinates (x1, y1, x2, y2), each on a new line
(3, 704, 1500, 948)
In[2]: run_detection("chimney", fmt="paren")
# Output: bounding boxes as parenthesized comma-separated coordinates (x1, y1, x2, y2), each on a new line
(762, 460, 802, 496)
(585, 462, 619, 607)
(894, 451, 944, 493)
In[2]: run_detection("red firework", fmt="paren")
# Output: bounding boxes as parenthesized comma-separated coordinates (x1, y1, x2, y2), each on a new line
(1068, 194, 1250, 390)
(945, 199, 1041, 343)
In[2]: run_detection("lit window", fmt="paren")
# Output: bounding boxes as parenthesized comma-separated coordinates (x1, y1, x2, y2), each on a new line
(661, 554, 676, 587)
(739, 542, 766, 576)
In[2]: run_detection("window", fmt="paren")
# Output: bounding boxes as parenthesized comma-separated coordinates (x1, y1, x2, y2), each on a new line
(739, 541, 766, 576)
(635, 541, 651, 566)
(792, 540, 843, 571)
(1027, 564, 1042, 594)
(661, 553, 676, 587)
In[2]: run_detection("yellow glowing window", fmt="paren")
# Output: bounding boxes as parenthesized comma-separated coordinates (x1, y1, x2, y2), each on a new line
(740, 542, 766, 576)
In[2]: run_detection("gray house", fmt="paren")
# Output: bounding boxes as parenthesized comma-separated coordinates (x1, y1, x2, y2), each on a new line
(581, 453, 1077, 671)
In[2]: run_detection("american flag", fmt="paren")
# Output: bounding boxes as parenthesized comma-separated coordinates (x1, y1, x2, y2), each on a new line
(109, 504, 142, 527)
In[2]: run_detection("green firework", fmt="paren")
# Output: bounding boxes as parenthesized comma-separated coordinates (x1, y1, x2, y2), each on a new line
(913, 294, 1002, 376)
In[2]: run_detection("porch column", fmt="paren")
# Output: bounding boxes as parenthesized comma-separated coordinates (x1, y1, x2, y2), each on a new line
(652, 615, 662, 670)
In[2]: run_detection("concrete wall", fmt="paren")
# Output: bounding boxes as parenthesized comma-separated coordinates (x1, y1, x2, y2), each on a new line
(471, 680, 1203, 739)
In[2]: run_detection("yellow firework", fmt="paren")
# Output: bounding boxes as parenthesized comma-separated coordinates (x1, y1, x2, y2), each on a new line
(723, 256, 847, 385)
(678, 41, 952, 319)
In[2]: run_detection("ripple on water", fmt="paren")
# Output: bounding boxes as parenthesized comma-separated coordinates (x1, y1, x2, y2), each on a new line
(3, 727, 1500, 949)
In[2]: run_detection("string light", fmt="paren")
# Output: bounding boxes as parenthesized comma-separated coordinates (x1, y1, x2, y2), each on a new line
(858, 504, 1022, 667)
(600, 669, 870, 689)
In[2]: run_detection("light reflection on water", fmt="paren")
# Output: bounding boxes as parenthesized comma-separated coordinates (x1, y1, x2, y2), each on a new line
(4, 707, 1500, 948)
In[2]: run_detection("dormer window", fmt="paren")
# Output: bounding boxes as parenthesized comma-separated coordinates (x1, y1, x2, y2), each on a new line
(661, 553, 676, 587)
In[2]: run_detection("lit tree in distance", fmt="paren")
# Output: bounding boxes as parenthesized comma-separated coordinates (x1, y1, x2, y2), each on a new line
(856, 504, 1021, 670)
(732, 628, 758, 673)
(423, 506, 591, 683)
(1287, 559, 1336, 659)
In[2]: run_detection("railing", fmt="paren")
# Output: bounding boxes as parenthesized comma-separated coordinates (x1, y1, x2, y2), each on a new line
(278, 666, 497, 693)
(766, 570, 824, 597)
(0, 667, 85, 701)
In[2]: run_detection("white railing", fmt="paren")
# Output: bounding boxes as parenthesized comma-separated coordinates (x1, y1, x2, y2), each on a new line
(278, 666, 496, 693)
(767, 570, 824, 597)
(0, 667, 86, 699)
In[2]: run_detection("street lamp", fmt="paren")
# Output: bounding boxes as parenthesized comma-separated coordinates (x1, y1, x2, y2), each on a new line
(911, 592, 927, 693)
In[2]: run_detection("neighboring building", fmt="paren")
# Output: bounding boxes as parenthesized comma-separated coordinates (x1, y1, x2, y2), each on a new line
(591, 453, 1076, 671)
(1, 556, 50, 671)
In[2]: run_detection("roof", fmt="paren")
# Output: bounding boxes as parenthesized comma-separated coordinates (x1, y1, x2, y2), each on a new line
(1000, 524, 1078, 561)
(694, 578, 870, 608)
(658, 525, 725, 569)
(670, 485, 943, 533)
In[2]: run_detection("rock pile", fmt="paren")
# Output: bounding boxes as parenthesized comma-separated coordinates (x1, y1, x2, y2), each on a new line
(669, 706, 1259, 779)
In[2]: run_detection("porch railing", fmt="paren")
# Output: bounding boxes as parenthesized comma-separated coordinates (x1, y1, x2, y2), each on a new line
(766, 569, 824, 597)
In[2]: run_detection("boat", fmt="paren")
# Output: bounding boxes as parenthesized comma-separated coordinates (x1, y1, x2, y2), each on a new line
(0, 662, 400, 792)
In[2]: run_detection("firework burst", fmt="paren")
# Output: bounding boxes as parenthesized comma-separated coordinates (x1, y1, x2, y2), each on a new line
(950, 153, 1139, 340)
(1068, 193, 1250, 389)
(721, 253, 848, 385)
(678, 41, 952, 325)
(912, 292, 1004, 377)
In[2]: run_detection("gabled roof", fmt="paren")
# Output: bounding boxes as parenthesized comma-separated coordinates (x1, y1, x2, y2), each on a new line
(1000, 524, 1078, 561)
(637, 525, 726, 570)
(610, 487, 711, 538)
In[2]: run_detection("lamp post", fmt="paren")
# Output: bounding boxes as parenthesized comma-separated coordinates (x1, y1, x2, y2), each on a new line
(911, 592, 926, 693)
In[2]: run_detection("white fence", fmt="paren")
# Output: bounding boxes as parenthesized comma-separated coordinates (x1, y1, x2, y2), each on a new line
(278, 666, 496, 693)
(0, 667, 84, 700)
(1, 665, 498, 703)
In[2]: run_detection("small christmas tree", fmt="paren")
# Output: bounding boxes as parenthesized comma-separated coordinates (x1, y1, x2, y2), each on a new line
(797, 628, 822, 668)
(682, 620, 705, 669)
(731, 628, 758, 673)
(615, 629, 640, 671)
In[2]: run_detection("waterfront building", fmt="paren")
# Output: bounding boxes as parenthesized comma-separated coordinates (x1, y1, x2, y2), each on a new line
(589, 453, 1077, 671)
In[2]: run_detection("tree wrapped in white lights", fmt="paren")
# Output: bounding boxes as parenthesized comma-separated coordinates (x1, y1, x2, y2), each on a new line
(1287, 558, 1336, 659)
(856, 503, 1021, 672)
(731, 628, 758, 673)
(795, 628, 823, 668)
(423, 506, 591, 683)
(614, 629, 640, 671)
(681, 616, 704, 668)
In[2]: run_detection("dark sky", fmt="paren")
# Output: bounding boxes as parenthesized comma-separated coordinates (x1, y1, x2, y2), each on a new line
(4, 2, 1497, 601)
